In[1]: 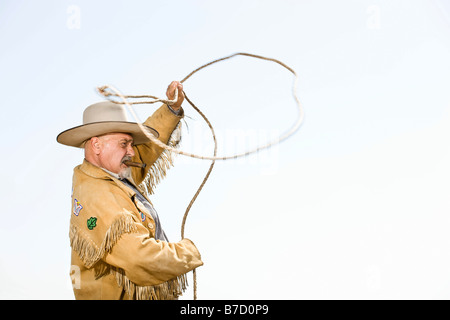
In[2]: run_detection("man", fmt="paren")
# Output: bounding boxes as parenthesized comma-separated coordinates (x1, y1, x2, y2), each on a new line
(57, 81, 203, 300)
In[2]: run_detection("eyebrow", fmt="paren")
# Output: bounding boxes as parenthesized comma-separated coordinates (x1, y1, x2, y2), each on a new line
(118, 138, 134, 144)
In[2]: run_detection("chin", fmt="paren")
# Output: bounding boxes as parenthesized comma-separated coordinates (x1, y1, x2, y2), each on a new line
(118, 167, 132, 180)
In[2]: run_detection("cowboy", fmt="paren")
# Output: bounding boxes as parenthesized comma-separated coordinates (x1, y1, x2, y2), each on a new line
(57, 81, 203, 300)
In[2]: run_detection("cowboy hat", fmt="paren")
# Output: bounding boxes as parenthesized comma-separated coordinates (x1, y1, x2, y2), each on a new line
(57, 101, 159, 148)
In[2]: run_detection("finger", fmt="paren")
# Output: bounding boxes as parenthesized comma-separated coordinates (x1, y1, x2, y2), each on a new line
(166, 81, 178, 99)
(177, 83, 184, 100)
(167, 81, 182, 100)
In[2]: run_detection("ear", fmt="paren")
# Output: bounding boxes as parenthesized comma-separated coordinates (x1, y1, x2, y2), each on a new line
(89, 137, 102, 155)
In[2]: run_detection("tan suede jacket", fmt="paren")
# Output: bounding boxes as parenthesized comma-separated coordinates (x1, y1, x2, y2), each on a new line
(69, 105, 203, 300)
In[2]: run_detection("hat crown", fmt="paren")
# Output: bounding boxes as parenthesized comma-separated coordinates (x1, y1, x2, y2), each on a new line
(57, 101, 159, 148)
(83, 101, 130, 124)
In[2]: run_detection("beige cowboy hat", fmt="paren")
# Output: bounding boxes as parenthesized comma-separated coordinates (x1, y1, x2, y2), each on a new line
(57, 101, 159, 148)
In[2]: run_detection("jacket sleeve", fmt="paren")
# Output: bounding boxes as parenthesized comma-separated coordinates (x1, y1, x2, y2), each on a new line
(131, 104, 183, 186)
(104, 222, 203, 287)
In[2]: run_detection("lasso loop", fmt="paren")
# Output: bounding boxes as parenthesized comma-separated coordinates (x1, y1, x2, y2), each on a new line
(97, 52, 304, 161)
(97, 52, 304, 300)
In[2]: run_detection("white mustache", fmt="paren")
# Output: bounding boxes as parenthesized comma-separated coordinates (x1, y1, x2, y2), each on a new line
(122, 156, 132, 164)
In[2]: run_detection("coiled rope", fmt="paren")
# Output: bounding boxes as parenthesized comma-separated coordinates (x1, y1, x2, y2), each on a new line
(97, 52, 304, 300)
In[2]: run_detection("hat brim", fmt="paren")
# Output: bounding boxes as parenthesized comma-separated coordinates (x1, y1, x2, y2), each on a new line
(57, 121, 159, 148)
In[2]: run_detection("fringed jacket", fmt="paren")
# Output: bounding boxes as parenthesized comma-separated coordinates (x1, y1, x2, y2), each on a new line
(69, 105, 203, 300)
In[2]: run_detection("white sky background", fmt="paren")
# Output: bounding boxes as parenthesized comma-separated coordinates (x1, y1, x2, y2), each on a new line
(0, 0, 449, 299)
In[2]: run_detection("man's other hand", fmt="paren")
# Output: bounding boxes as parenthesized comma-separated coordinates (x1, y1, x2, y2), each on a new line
(166, 81, 184, 111)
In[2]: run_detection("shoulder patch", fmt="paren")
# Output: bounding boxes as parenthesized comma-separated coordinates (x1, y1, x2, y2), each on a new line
(73, 199, 83, 216)
(87, 217, 97, 230)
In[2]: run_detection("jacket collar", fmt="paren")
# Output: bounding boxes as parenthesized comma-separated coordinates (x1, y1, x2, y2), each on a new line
(79, 159, 114, 180)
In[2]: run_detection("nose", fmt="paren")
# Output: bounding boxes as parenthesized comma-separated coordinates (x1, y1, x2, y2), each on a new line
(127, 144, 135, 157)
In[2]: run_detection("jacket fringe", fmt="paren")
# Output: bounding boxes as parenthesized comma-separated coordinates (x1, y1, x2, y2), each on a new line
(140, 122, 182, 196)
(112, 267, 188, 300)
(69, 213, 138, 268)
(92, 257, 189, 300)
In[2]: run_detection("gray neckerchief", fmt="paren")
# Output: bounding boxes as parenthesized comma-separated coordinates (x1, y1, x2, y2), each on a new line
(120, 178, 169, 242)
(101, 168, 168, 241)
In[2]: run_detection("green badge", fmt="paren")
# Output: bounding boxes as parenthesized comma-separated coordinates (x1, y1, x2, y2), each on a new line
(87, 217, 97, 230)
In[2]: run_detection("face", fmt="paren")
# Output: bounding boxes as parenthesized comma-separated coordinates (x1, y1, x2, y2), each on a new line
(96, 132, 135, 177)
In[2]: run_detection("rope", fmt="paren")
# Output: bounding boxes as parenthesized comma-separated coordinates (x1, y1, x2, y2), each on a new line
(98, 52, 304, 161)
(97, 52, 304, 300)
